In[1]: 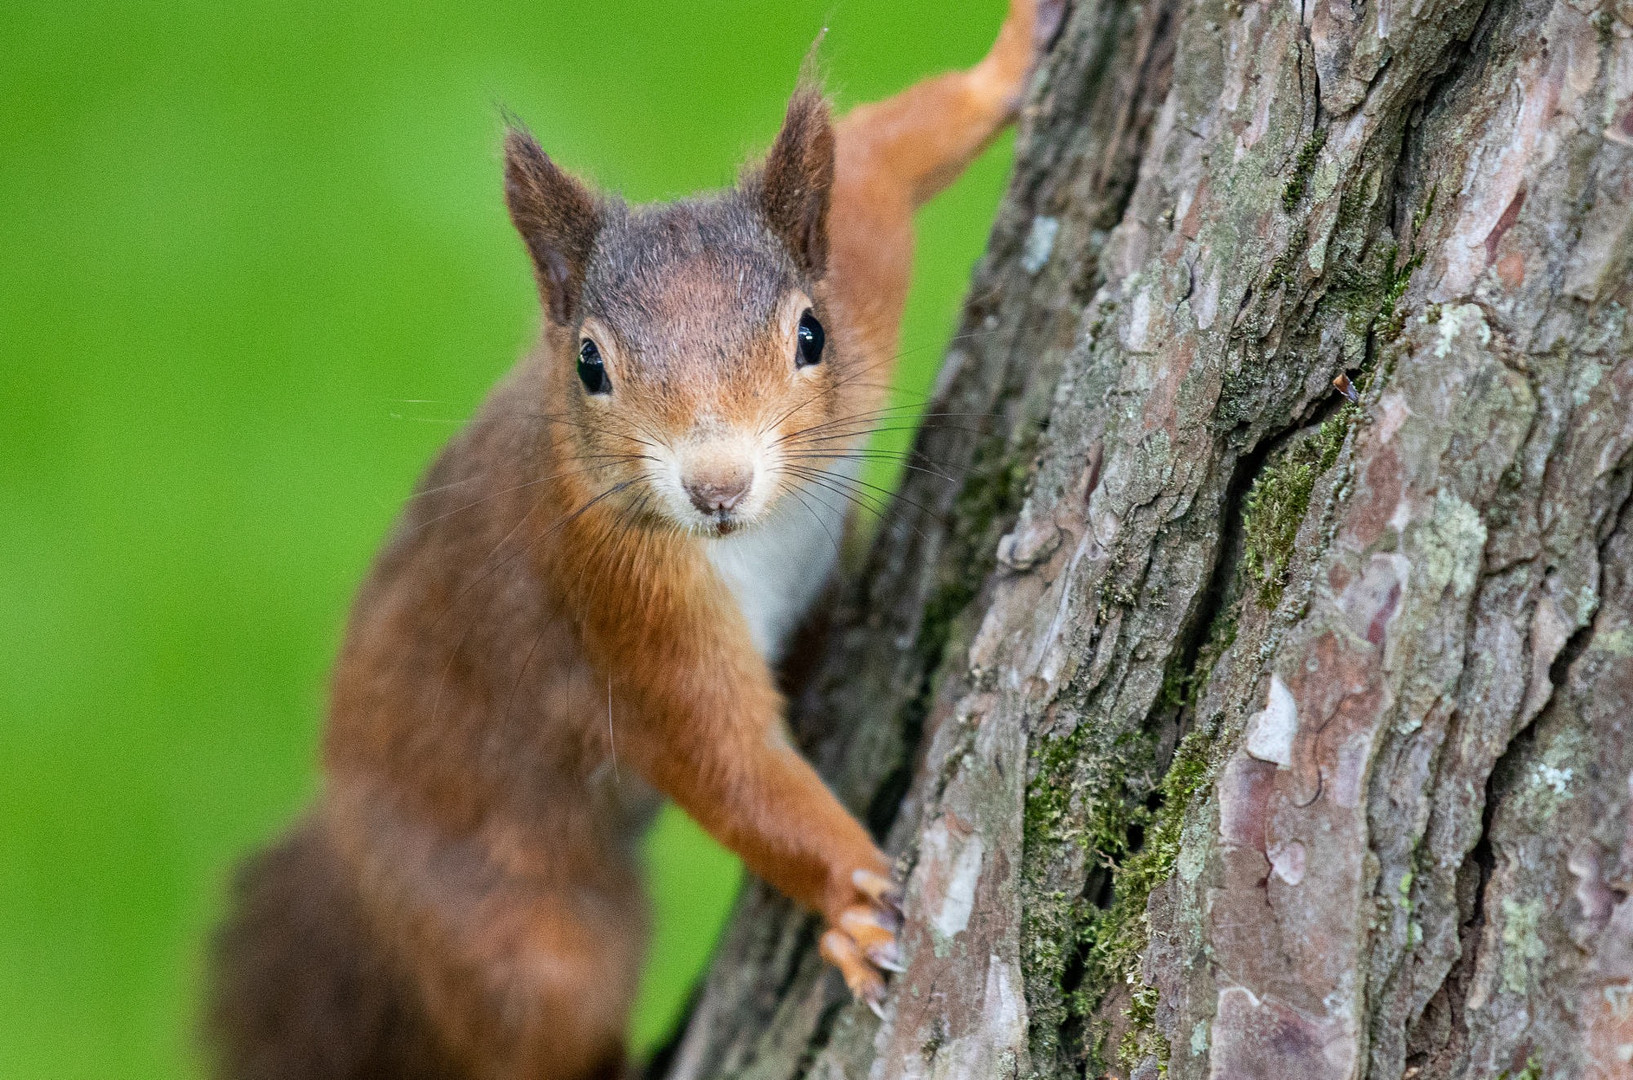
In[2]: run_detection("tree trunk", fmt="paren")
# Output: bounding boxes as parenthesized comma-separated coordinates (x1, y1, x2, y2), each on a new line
(655, 0, 1633, 1076)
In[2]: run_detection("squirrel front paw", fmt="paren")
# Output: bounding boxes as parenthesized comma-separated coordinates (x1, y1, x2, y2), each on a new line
(819, 868, 904, 1017)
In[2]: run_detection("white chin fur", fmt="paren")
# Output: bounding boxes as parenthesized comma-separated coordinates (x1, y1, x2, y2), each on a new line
(703, 457, 858, 662)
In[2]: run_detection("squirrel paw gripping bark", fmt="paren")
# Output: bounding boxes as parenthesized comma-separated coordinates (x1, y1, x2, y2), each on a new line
(821, 870, 906, 1015)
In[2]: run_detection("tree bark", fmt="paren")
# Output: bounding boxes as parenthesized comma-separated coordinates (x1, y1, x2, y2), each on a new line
(656, 0, 1633, 1076)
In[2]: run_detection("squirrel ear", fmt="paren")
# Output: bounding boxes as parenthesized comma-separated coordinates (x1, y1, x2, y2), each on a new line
(504, 127, 599, 326)
(757, 85, 835, 279)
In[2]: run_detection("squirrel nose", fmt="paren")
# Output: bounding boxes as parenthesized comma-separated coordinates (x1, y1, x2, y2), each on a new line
(684, 469, 752, 515)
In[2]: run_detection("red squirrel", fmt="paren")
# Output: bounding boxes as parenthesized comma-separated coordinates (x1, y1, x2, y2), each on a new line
(208, 3, 1059, 1077)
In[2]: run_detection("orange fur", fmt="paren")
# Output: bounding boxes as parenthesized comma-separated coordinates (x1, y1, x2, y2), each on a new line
(207, 4, 1057, 1077)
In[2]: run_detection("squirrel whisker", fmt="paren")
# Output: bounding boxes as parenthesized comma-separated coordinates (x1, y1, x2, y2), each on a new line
(783, 452, 957, 484)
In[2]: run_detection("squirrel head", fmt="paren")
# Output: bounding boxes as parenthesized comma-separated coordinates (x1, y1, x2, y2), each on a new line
(505, 88, 874, 538)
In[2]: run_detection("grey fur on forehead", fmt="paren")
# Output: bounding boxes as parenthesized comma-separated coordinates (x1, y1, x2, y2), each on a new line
(581, 191, 801, 368)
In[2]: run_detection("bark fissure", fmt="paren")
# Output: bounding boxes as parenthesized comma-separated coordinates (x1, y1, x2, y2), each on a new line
(657, 0, 1633, 1075)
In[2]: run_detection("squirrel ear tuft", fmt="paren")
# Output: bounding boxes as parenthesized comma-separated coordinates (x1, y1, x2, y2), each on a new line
(757, 85, 835, 280)
(504, 127, 599, 326)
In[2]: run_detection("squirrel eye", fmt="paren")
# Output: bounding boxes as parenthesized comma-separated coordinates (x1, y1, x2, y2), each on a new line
(795, 310, 825, 368)
(577, 338, 610, 395)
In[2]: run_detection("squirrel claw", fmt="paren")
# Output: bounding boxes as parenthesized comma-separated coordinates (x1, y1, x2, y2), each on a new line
(869, 948, 906, 974)
(852, 869, 904, 915)
(820, 928, 889, 1013)
(839, 908, 899, 961)
(842, 913, 903, 973)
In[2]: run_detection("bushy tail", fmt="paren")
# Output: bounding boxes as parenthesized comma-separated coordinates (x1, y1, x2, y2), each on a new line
(205, 821, 454, 1080)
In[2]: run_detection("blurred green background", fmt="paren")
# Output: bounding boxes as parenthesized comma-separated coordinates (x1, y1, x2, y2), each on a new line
(0, 2, 1014, 1076)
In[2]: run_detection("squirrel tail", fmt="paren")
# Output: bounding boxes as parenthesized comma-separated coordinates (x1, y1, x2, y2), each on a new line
(204, 821, 456, 1080)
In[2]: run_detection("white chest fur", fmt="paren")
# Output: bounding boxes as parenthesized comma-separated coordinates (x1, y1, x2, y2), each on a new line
(704, 459, 859, 663)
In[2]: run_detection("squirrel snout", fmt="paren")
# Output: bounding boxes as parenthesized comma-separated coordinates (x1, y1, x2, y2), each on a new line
(684, 469, 752, 516)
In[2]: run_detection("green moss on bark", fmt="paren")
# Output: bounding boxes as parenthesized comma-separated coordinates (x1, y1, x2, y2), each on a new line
(1023, 714, 1229, 1073)
(1241, 407, 1355, 607)
(1281, 128, 1329, 211)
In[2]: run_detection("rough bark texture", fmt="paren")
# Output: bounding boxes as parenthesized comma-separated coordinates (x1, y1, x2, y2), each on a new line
(656, 0, 1633, 1076)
